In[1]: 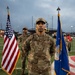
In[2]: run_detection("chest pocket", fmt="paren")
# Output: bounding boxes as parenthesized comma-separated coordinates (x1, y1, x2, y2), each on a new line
(30, 40, 51, 52)
(44, 41, 51, 49)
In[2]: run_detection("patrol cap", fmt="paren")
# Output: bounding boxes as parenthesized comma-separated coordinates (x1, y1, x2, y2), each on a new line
(63, 33, 66, 36)
(36, 18, 46, 24)
(23, 27, 28, 30)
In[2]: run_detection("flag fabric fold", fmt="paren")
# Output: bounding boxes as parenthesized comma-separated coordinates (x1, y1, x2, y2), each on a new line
(54, 12, 70, 75)
(1, 6, 20, 75)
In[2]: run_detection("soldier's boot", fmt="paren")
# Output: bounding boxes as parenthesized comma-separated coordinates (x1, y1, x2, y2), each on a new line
(21, 69, 25, 75)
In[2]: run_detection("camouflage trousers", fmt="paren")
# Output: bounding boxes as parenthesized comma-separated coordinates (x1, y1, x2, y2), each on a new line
(28, 70, 51, 75)
(27, 62, 51, 75)
(21, 51, 26, 69)
(21, 51, 26, 75)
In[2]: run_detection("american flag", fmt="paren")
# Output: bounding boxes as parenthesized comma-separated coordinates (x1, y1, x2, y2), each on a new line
(69, 56, 75, 75)
(1, 6, 20, 75)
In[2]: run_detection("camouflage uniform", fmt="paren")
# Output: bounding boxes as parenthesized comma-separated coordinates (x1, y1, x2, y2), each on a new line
(18, 33, 29, 75)
(23, 33, 55, 75)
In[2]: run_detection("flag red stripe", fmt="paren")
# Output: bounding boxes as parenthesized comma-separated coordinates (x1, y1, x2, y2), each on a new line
(2, 37, 10, 55)
(70, 56, 75, 62)
(69, 63, 75, 68)
(70, 72, 75, 75)
(9, 50, 20, 73)
(5, 40, 17, 70)
(4, 36, 8, 44)
(2, 37, 15, 66)
(2, 38, 10, 66)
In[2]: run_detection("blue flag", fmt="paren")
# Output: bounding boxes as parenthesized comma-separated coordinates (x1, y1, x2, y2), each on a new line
(54, 12, 70, 75)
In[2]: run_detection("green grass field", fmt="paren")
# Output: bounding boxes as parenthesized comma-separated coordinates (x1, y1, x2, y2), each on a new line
(0, 37, 75, 75)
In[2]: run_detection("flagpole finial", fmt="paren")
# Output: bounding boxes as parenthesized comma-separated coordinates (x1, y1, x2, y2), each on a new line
(7, 6, 9, 9)
(57, 7, 61, 11)
(57, 7, 60, 16)
(7, 6, 10, 15)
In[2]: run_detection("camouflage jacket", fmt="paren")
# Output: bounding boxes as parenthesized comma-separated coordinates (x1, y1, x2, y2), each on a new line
(23, 33, 55, 73)
(18, 34, 29, 51)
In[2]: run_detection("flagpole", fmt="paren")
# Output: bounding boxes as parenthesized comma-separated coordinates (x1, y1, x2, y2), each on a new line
(57, 7, 62, 36)
(57, 7, 60, 15)
(7, 6, 10, 15)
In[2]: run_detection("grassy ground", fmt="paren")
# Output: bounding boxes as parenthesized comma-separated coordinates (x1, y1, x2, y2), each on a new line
(0, 37, 75, 75)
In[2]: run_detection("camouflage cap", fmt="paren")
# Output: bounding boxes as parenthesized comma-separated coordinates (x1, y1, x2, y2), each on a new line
(36, 18, 46, 24)
(23, 27, 28, 30)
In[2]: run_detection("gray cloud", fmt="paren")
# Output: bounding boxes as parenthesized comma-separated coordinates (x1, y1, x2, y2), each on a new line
(0, 0, 75, 32)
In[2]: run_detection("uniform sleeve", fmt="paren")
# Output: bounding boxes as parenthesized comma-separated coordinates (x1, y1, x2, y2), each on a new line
(18, 35, 22, 44)
(17, 35, 23, 51)
(22, 35, 33, 56)
(21, 36, 31, 70)
(49, 37, 55, 57)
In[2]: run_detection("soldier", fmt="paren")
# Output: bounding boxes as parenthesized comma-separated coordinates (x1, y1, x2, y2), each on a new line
(66, 34, 72, 52)
(18, 27, 29, 75)
(64, 34, 69, 54)
(52, 32, 56, 44)
(23, 18, 55, 75)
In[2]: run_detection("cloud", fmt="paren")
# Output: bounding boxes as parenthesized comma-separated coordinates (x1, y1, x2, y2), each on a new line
(38, 3, 50, 8)
(9, 0, 16, 2)
(0, 0, 75, 32)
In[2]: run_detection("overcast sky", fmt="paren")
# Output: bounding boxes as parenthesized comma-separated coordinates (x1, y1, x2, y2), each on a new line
(0, 0, 75, 33)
